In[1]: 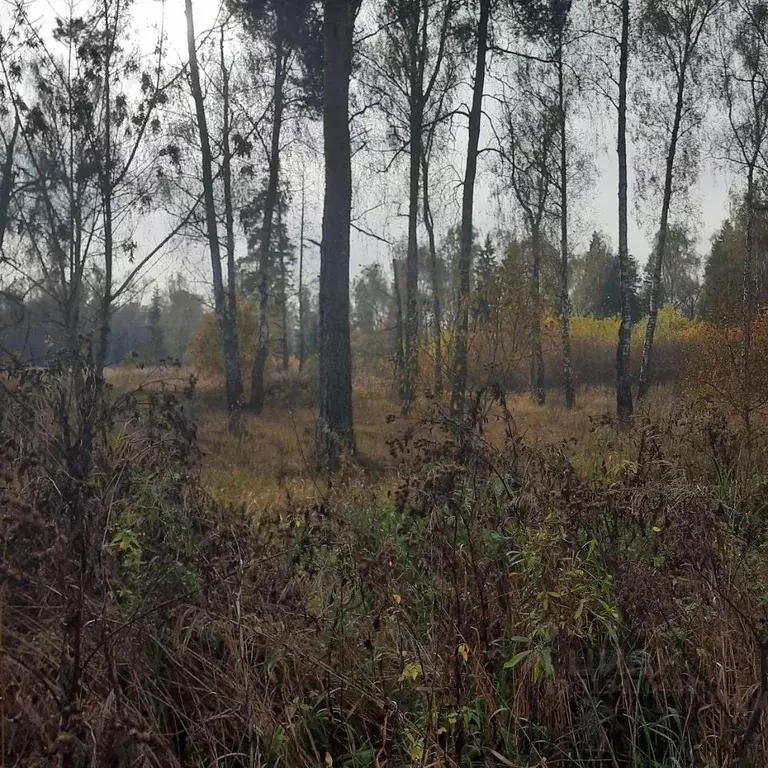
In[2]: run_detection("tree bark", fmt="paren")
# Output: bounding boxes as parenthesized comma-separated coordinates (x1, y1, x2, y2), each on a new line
(557, 42, 575, 408)
(316, 0, 358, 469)
(531, 225, 546, 406)
(393, 257, 405, 395)
(277, 196, 290, 371)
(185, 0, 243, 429)
(402, 14, 423, 412)
(637, 51, 688, 401)
(95, 0, 113, 378)
(616, 0, 633, 421)
(421, 149, 442, 394)
(451, 0, 490, 418)
(0, 118, 19, 254)
(298, 179, 306, 371)
(221, 27, 238, 340)
(741, 162, 757, 443)
(251, 25, 285, 413)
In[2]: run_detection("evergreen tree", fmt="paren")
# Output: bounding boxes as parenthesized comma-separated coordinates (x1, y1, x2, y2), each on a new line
(572, 232, 641, 320)
(148, 288, 164, 362)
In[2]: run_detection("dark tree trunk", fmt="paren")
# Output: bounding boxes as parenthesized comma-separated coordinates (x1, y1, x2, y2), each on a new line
(451, 0, 490, 418)
(96, 3, 113, 378)
(422, 150, 442, 394)
(251, 27, 285, 413)
(616, 0, 633, 421)
(741, 162, 757, 443)
(316, 0, 358, 469)
(402, 8, 423, 412)
(637, 53, 688, 401)
(393, 257, 405, 395)
(185, 0, 243, 429)
(0, 118, 19, 254)
(531, 225, 545, 406)
(557, 43, 575, 408)
(278, 197, 290, 371)
(298, 180, 306, 371)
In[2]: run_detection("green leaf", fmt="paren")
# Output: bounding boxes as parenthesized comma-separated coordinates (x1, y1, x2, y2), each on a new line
(503, 650, 532, 669)
(399, 660, 422, 682)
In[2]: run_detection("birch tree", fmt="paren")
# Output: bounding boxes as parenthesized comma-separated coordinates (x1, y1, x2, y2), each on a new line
(186, 0, 244, 429)
(636, 0, 720, 400)
(451, 0, 491, 417)
(718, 0, 768, 440)
(367, 0, 458, 409)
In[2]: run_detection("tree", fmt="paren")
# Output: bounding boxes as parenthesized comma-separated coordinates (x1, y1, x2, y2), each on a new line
(718, 0, 768, 440)
(353, 263, 392, 334)
(553, 0, 576, 408)
(0, 117, 18, 254)
(275, 192, 294, 371)
(636, 0, 720, 400)
(419, 44, 460, 394)
(474, 233, 498, 324)
(699, 211, 768, 322)
(499, 58, 559, 405)
(186, 0, 244, 430)
(572, 231, 641, 319)
(451, 0, 491, 417)
(230, 0, 321, 410)
(641, 225, 700, 317)
(298, 177, 308, 370)
(316, 0, 361, 469)
(161, 274, 204, 362)
(148, 288, 164, 362)
(515, 0, 577, 407)
(370, 0, 458, 409)
(615, 0, 634, 419)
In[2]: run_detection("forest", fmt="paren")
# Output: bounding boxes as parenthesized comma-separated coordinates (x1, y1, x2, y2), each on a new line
(3, 0, 768, 765)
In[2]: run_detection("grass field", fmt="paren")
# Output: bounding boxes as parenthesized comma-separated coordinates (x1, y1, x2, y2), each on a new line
(107, 364, 688, 508)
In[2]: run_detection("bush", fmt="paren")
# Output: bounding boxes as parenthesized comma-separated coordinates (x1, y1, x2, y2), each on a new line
(188, 297, 258, 377)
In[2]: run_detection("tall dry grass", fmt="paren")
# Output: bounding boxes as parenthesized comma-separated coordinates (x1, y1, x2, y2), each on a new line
(4, 371, 768, 766)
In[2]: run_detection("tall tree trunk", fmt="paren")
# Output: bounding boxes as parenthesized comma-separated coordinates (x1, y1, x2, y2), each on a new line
(403, 11, 423, 412)
(557, 43, 575, 408)
(741, 162, 757, 443)
(317, 0, 358, 469)
(637, 55, 688, 401)
(616, 0, 633, 421)
(96, 0, 113, 378)
(0, 118, 19, 254)
(221, 27, 238, 333)
(251, 27, 285, 413)
(298, 179, 306, 371)
(421, 149, 442, 394)
(531, 224, 545, 406)
(450, 0, 490, 418)
(278, 196, 290, 371)
(185, 0, 243, 429)
(393, 257, 405, 395)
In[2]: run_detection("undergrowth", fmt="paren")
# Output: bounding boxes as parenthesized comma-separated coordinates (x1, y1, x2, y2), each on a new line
(2, 368, 768, 766)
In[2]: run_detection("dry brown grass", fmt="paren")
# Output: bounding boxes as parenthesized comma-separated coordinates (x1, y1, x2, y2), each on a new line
(107, 365, 409, 509)
(106, 365, 695, 509)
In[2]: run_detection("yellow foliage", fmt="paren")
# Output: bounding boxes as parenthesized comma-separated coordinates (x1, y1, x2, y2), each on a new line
(188, 298, 259, 377)
(634, 305, 692, 340)
(568, 314, 621, 343)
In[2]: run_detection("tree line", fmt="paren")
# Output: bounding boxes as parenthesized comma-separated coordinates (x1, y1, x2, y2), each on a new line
(1, 0, 767, 467)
